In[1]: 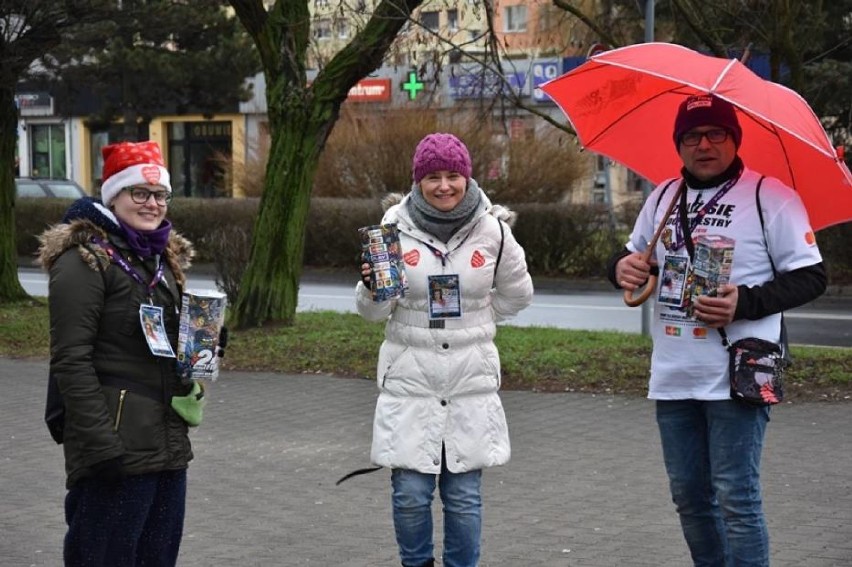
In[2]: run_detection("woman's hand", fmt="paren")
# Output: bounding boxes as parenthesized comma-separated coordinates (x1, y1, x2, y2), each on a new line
(360, 261, 372, 287)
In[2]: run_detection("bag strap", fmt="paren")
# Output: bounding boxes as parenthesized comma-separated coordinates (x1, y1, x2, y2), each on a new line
(655, 178, 680, 212)
(685, 176, 780, 352)
(335, 465, 383, 485)
(493, 218, 505, 286)
(754, 177, 791, 361)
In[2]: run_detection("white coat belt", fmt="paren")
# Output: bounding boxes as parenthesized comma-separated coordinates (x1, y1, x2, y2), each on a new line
(391, 307, 494, 329)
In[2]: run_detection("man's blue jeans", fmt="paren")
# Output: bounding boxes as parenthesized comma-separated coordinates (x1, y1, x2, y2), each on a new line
(656, 400, 771, 567)
(391, 463, 482, 567)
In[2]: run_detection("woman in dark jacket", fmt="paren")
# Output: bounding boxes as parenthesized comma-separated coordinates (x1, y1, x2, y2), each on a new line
(38, 141, 197, 567)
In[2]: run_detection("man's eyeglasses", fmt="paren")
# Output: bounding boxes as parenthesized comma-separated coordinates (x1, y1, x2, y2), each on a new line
(126, 187, 172, 205)
(680, 129, 730, 147)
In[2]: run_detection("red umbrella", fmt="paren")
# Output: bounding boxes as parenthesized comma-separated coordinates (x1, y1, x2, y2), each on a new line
(541, 42, 852, 232)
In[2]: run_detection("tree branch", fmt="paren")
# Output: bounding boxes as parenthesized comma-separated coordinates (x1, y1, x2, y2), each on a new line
(551, 0, 620, 49)
(313, 0, 424, 104)
(670, 0, 726, 57)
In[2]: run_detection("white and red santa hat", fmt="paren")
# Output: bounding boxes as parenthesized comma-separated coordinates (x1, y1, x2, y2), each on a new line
(100, 141, 172, 205)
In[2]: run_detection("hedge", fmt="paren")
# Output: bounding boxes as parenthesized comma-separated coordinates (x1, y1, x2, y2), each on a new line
(14, 197, 852, 284)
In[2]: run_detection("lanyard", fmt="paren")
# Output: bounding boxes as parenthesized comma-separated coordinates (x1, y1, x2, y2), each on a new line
(92, 236, 164, 297)
(671, 174, 739, 252)
(420, 222, 480, 267)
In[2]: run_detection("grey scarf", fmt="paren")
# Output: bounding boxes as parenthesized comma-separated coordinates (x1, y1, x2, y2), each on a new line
(406, 180, 482, 244)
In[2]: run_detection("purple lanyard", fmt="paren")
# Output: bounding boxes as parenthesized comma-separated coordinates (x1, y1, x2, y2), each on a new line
(420, 222, 479, 267)
(92, 236, 164, 296)
(672, 175, 739, 252)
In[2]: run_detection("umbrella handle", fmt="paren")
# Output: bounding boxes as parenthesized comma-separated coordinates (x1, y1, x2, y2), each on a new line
(623, 276, 657, 307)
(621, 180, 686, 308)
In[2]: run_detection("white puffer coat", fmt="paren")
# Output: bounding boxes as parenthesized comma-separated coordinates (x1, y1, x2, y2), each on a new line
(356, 188, 534, 474)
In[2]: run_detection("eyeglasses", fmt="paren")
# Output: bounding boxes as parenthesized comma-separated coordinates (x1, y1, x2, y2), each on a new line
(680, 129, 730, 147)
(126, 187, 172, 205)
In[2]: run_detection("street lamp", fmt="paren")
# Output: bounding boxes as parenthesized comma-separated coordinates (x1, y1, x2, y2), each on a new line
(640, 0, 655, 336)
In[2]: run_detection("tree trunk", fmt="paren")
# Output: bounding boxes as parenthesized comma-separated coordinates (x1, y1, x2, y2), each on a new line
(232, 85, 331, 328)
(0, 86, 28, 302)
(227, 0, 423, 328)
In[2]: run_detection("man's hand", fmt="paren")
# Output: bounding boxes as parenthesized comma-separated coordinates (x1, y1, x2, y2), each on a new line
(615, 252, 653, 291)
(693, 284, 738, 328)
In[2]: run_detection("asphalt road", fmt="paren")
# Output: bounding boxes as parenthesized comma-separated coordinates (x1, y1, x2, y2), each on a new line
(17, 267, 852, 348)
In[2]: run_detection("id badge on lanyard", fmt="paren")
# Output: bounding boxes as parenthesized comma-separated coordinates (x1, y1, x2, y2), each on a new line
(658, 254, 690, 307)
(428, 274, 462, 319)
(140, 304, 176, 357)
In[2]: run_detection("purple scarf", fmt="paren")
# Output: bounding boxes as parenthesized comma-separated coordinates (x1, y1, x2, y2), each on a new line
(118, 219, 172, 259)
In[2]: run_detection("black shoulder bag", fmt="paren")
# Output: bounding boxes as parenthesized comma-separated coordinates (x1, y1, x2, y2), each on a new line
(679, 177, 785, 407)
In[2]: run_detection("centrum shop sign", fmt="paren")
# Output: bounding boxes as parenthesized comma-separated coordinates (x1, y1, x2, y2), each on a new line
(347, 78, 392, 102)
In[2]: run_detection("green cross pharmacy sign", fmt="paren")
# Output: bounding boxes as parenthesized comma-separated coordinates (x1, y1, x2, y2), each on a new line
(401, 71, 425, 100)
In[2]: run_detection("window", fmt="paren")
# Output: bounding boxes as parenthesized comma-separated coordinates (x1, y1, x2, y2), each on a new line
(447, 9, 459, 32)
(504, 5, 527, 32)
(314, 0, 329, 7)
(336, 19, 349, 39)
(421, 10, 439, 32)
(314, 18, 332, 40)
(29, 124, 66, 178)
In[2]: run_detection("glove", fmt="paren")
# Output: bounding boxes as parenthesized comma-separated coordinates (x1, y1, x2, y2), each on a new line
(171, 381, 205, 426)
(217, 326, 229, 358)
(90, 456, 124, 484)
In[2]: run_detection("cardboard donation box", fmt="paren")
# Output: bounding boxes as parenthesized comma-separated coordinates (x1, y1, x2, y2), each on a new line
(687, 235, 736, 313)
(359, 223, 409, 302)
(177, 289, 227, 380)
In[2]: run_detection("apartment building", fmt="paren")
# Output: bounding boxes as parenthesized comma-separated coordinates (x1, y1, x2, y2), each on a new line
(296, 0, 638, 206)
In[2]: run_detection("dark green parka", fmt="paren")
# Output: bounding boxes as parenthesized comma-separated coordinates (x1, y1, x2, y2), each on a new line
(38, 204, 196, 488)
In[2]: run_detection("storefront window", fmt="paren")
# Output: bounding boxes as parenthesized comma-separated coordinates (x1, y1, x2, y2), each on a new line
(30, 124, 66, 178)
(168, 121, 232, 198)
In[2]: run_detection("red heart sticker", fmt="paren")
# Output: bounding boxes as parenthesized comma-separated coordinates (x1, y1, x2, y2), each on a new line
(141, 165, 161, 185)
(471, 250, 485, 268)
(403, 250, 420, 266)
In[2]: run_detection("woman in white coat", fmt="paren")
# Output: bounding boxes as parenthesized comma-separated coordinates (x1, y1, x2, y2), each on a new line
(356, 133, 534, 567)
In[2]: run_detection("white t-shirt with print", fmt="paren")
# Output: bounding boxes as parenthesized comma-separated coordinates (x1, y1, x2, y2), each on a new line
(626, 168, 822, 400)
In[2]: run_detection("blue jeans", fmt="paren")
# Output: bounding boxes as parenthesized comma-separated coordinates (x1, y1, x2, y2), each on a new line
(656, 400, 771, 567)
(391, 462, 482, 567)
(64, 469, 187, 567)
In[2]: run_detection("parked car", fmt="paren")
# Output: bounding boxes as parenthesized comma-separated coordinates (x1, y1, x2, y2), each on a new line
(15, 177, 87, 199)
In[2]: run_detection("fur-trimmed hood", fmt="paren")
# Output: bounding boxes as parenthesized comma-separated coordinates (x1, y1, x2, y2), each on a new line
(37, 198, 194, 287)
(381, 186, 518, 227)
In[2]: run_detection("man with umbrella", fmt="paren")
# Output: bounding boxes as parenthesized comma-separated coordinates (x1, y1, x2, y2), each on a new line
(606, 94, 826, 566)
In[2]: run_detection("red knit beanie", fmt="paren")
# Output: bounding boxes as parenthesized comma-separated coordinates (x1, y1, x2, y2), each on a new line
(673, 95, 742, 148)
(100, 141, 171, 205)
(412, 133, 472, 183)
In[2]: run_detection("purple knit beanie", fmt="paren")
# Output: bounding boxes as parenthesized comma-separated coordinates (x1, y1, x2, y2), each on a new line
(412, 133, 472, 183)
(673, 94, 742, 148)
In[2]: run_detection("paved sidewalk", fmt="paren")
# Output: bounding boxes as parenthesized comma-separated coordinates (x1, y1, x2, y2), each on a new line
(1, 357, 850, 567)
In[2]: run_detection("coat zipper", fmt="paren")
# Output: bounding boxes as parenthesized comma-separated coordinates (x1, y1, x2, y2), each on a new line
(114, 389, 127, 432)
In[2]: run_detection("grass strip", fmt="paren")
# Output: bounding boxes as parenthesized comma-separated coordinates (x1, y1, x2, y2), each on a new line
(2, 301, 849, 402)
